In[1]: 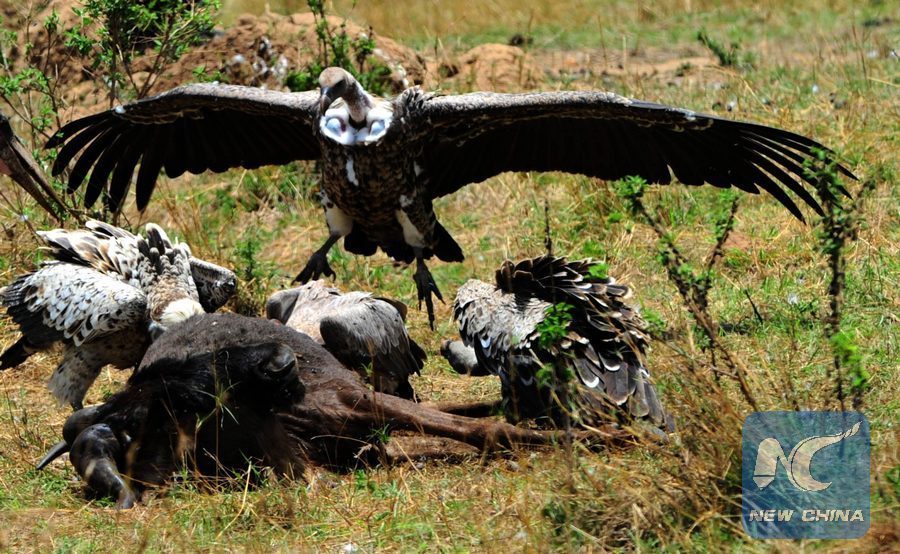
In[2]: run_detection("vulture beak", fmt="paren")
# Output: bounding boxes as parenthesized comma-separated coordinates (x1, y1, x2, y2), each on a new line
(319, 86, 339, 115)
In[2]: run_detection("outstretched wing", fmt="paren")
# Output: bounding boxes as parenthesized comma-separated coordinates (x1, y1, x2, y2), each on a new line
(407, 90, 855, 220)
(47, 84, 322, 211)
(1, 262, 147, 349)
(0, 112, 66, 219)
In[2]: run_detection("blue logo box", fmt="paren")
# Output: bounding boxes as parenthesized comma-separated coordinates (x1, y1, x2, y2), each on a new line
(742, 411, 870, 539)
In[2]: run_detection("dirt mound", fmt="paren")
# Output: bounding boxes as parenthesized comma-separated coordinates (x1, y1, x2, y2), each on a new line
(1, 1, 712, 118)
(427, 44, 540, 92)
(159, 12, 426, 93)
(3, 3, 426, 117)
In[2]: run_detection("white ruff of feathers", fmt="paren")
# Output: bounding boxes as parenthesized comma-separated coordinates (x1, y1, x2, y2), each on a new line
(158, 297, 204, 328)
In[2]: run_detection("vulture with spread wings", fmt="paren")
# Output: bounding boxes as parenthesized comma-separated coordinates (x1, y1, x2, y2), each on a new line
(47, 67, 854, 326)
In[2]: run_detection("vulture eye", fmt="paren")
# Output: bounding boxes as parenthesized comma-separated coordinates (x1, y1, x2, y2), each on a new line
(264, 344, 296, 378)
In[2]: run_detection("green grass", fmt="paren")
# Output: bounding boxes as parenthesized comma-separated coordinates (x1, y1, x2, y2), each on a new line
(1, 0, 898, 551)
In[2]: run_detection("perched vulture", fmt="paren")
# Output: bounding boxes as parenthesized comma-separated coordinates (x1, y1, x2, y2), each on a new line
(46, 67, 855, 326)
(266, 281, 425, 399)
(445, 255, 669, 429)
(0, 220, 236, 408)
(0, 112, 66, 220)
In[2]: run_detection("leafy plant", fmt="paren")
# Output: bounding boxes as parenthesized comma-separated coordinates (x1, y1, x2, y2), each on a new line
(64, 0, 220, 102)
(616, 176, 758, 409)
(230, 227, 277, 316)
(806, 150, 875, 408)
(536, 302, 573, 349)
(696, 29, 755, 70)
(0, 10, 82, 222)
(284, 0, 392, 95)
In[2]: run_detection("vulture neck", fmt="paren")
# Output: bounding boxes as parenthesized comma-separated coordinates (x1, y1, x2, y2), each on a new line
(343, 82, 375, 126)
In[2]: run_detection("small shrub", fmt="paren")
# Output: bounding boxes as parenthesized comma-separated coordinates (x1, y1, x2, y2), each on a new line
(284, 0, 393, 96)
(696, 29, 755, 71)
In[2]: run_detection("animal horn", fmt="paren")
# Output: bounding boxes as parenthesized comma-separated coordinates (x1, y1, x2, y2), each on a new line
(36, 440, 70, 470)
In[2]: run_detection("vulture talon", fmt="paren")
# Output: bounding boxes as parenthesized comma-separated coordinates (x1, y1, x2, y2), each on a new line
(293, 252, 335, 284)
(413, 258, 442, 329)
(294, 235, 340, 284)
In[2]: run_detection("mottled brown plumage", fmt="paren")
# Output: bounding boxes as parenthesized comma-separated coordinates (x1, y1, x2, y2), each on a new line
(0, 221, 235, 408)
(448, 256, 669, 429)
(47, 68, 855, 326)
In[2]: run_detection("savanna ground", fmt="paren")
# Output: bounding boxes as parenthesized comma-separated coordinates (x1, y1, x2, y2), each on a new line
(0, 0, 897, 551)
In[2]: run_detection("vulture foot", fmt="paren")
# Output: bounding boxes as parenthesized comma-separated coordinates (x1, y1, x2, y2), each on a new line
(293, 245, 337, 284)
(413, 257, 443, 329)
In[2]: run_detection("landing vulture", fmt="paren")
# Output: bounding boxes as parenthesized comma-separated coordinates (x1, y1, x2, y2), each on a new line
(46, 67, 855, 326)
(266, 281, 425, 399)
(445, 255, 669, 429)
(0, 220, 236, 408)
(0, 112, 66, 220)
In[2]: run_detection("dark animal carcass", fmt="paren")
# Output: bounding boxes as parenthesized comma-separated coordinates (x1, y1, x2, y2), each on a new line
(42, 313, 603, 507)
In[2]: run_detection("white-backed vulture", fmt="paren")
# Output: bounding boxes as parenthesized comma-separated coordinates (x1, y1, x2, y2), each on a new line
(446, 255, 670, 429)
(266, 281, 425, 399)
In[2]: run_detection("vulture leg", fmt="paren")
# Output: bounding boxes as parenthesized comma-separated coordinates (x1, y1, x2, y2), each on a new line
(412, 248, 443, 329)
(293, 233, 339, 284)
(69, 423, 137, 509)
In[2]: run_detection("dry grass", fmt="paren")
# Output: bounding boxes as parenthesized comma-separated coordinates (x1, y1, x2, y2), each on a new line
(0, 0, 898, 551)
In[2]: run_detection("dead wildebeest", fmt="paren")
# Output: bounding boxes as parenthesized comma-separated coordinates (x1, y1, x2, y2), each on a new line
(38, 312, 620, 508)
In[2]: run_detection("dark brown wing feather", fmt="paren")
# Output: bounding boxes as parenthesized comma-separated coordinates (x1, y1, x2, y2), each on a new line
(47, 84, 322, 210)
(407, 91, 854, 221)
(453, 256, 668, 427)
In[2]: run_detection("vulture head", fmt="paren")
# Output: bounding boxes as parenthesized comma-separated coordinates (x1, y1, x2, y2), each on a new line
(189, 257, 238, 312)
(318, 67, 392, 146)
